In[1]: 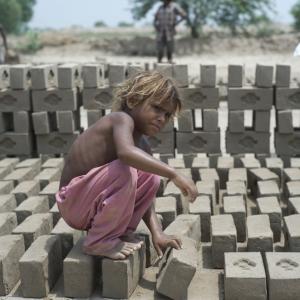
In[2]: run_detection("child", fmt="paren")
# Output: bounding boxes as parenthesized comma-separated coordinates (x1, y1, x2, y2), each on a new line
(56, 71, 198, 260)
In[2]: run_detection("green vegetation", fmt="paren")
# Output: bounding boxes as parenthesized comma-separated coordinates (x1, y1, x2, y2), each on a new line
(291, 1, 300, 30)
(17, 30, 42, 53)
(118, 21, 134, 27)
(130, 0, 274, 38)
(94, 20, 107, 27)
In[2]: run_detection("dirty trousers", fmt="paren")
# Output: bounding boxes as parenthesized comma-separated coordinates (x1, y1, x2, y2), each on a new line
(56, 159, 160, 255)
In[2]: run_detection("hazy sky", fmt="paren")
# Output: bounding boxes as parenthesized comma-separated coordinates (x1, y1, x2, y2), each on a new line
(29, 0, 297, 29)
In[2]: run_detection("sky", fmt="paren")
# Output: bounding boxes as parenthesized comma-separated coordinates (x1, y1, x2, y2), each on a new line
(29, 0, 297, 29)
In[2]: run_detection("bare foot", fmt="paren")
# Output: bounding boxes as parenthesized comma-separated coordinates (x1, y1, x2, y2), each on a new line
(121, 232, 144, 247)
(94, 241, 140, 260)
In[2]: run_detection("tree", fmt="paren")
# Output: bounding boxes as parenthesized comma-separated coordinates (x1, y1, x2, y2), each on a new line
(291, 1, 300, 31)
(215, 0, 274, 35)
(0, 0, 36, 33)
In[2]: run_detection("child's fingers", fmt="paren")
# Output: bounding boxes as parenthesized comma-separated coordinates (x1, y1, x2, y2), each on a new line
(154, 244, 163, 259)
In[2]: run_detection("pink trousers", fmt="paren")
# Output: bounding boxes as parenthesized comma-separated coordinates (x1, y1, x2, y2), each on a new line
(56, 159, 160, 255)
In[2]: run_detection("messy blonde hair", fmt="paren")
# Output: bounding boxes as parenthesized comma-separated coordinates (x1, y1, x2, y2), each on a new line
(113, 71, 182, 117)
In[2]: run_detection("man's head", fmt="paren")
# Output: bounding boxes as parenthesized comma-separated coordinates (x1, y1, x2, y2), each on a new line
(113, 71, 182, 117)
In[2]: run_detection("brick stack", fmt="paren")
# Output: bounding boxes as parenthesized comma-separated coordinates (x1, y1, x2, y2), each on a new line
(274, 65, 300, 158)
(176, 65, 220, 157)
(0, 65, 34, 156)
(31, 64, 82, 155)
(226, 64, 273, 154)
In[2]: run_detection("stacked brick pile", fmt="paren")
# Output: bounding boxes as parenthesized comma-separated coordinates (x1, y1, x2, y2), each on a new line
(226, 64, 273, 154)
(0, 65, 33, 156)
(31, 64, 82, 155)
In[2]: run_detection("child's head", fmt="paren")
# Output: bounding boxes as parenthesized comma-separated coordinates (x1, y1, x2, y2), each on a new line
(113, 71, 182, 118)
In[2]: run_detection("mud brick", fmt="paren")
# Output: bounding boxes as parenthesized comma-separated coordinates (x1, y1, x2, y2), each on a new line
(34, 168, 61, 189)
(247, 215, 273, 252)
(36, 131, 79, 155)
(0, 167, 11, 179)
(228, 64, 245, 87)
(290, 157, 300, 168)
(265, 157, 283, 184)
(108, 64, 126, 87)
(225, 252, 267, 300)
(51, 218, 82, 258)
(257, 180, 280, 200)
(223, 195, 246, 242)
(14, 195, 49, 224)
(254, 110, 271, 132)
(83, 86, 113, 109)
(16, 158, 41, 174)
(148, 131, 174, 155)
(225, 181, 247, 198)
(136, 220, 157, 267)
(155, 196, 177, 229)
(191, 156, 210, 181)
(286, 181, 300, 198)
(155, 63, 173, 77)
(9, 64, 31, 90)
(0, 89, 31, 112)
(156, 237, 197, 300)
(211, 215, 237, 269)
(276, 86, 300, 109)
(199, 168, 220, 202)
(87, 109, 105, 127)
(276, 64, 291, 87)
(275, 131, 300, 156)
(249, 168, 279, 194)
(284, 214, 300, 251)
(217, 156, 234, 189)
(102, 244, 146, 299)
(179, 87, 219, 109)
(57, 63, 81, 89)
(4, 167, 36, 187)
(255, 64, 274, 88)
(126, 64, 144, 79)
(173, 64, 188, 87)
(32, 88, 78, 112)
(19, 235, 62, 298)
(12, 213, 53, 249)
(189, 195, 211, 242)
(257, 196, 282, 242)
(11, 180, 40, 205)
(177, 109, 194, 131)
(165, 214, 201, 246)
(228, 110, 244, 132)
(0, 195, 16, 212)
(288, 197, 300, 214)
(0, 158, 19, 170)
(283, 168, 300, 183)
(202, 109, 218, 131)
(30, 64, 58, 90)
(82, 64, 105, 88)
(42, 157, 64, 170)
(57, 110, 75, 133)
(176, 168, 193, 180)
(0, 65, 10, 90)
(50, 203, 60, 226)
(228, 87, 273, 110)
(63, 237, 97, 298)
(196, 181, 216, 212)
(277, 110, 293, 133)
(32, 111, 50, 134)
(177, 130, 221, 154)
(40, 181, 59, 207)
(163, 181, 186, 214)
(0, 235, 25, 296)
(13, 111, 31, 133)
(168, 157, 185, 168)
(0, 181, 14, 194)
(226, 130, 270, 154)
(228, 168, 248, 187)
(0, 213, 17, 235)
(200, 65, 216, 87)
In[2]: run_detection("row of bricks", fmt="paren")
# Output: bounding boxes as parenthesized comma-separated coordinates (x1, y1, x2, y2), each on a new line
(0, 63, 293, 91)
(0, 214, 200, 299)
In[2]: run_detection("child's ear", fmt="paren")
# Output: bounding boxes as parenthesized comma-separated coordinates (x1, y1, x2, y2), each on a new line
(126, 99, 135, 109)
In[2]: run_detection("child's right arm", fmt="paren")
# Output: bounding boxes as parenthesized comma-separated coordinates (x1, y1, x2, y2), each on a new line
(111, 113, 198, 202)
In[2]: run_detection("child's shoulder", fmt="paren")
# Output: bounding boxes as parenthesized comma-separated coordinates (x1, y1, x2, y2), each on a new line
(108, 111, 134, 124)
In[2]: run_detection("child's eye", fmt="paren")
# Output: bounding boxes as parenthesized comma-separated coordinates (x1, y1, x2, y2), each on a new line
(165, 113, 172, 119)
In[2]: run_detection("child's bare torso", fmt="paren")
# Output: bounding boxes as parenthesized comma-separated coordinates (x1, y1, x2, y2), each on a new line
(59, 112, 145, 188)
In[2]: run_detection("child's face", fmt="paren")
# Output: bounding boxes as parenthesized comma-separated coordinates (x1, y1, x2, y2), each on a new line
(130, 98, 175, 136)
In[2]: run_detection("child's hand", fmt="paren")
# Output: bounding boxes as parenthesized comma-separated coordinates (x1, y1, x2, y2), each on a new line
(171, 174, 198, 203)
(152, 231, 182, 259)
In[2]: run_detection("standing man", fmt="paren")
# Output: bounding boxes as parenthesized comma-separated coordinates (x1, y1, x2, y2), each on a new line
(154, 0, 186, 64)
(0, 24, 8, 64)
